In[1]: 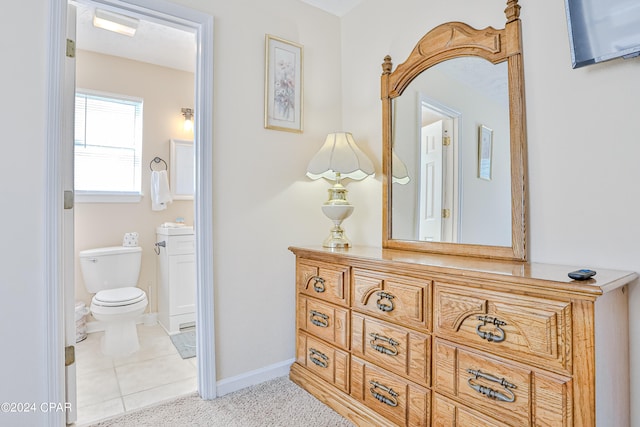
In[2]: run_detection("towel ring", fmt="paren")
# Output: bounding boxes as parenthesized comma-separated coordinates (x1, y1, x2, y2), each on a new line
(150, 157, 168, 171)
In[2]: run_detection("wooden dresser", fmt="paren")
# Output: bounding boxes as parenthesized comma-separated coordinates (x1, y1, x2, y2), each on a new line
(289, 246, 637, 426)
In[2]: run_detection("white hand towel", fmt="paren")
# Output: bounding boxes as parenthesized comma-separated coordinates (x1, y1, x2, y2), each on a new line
(151, 170, 173, 211)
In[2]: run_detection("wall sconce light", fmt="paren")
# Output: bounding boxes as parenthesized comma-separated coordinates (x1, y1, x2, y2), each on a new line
(182, 108, 194, 132)
(306, 132, 375, 248)
(93, 9, 139, 37)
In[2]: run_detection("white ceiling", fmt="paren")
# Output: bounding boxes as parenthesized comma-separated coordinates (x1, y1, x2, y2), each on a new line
(300, 0, 364, 16)
(74, 1, 196, 72)
(439, 57, 509, 108)
(421, 58, 509, 125)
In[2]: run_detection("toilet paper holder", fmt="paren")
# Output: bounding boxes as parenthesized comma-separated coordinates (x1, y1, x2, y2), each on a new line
(154, 241, 166, 255)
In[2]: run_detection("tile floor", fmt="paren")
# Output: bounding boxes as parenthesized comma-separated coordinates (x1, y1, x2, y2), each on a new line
(73, 324, 197, 426)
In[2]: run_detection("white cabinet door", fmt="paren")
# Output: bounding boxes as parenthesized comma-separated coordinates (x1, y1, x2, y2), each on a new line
(169, 254, 196, 316)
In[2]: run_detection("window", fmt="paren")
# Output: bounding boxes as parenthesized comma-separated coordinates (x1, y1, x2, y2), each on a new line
(74, 90, 143, 201)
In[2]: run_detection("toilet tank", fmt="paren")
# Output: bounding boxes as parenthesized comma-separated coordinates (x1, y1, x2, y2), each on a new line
(79, 246, 142, 293)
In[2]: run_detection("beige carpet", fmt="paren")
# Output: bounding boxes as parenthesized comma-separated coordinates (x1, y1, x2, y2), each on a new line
(90, 376, 354, 426)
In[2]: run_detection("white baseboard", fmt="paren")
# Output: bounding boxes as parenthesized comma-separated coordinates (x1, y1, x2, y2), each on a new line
(215, 358, 295, 396)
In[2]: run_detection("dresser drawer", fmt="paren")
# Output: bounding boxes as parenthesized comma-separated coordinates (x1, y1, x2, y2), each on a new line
(352, 312, 430, 387)
(352, 270, 431, 331)
(351, 357, 430, 427)
(434, 282, 572, 374)
(298, 296, 349, 350)
(296, 331, 349, 393)
(433, 393, 510, 427)
(433, 339, 572, 426)
(297, 259, 350, 307)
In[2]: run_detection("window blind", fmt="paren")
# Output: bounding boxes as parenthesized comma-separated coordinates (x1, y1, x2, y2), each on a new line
(74, 91, 143, 194)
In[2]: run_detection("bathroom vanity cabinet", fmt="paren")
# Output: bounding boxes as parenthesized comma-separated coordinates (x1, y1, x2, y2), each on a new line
(289, 245, 636, 426)
(156, 227, 196, 334)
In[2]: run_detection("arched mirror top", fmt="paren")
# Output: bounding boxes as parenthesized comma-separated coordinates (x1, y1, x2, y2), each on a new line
(382, 0, 527, 261)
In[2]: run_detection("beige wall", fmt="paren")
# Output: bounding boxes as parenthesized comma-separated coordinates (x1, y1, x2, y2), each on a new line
(340, 0, 640, 424)
(0, 2, 50, 420)
(189, 0, 344, 381)
(74, 50, 195, 314)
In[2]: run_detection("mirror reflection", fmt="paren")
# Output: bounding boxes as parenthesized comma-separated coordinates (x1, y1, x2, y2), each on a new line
(391, 57, 512, 246)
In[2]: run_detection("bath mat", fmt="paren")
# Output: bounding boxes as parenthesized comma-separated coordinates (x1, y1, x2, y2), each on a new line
(170, 330, 196, 359)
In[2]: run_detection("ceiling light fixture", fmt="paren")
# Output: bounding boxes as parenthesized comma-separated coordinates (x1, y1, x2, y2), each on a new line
(93, 9, 139, 37)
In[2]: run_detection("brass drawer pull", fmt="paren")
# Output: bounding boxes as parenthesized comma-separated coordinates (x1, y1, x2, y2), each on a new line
(467, 368, 516, 403)
(476, 315, 506, 343)
(311, 276, 325, 293)
(369, 333, 399, 356)
(309, 310, 329, 328)
(369, 380, 399, 407)
(309, 348, 329, 368)
(376, 291, 395, 312)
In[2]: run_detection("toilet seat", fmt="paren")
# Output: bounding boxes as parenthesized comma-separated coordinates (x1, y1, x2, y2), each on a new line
(93, 287, 146, 307)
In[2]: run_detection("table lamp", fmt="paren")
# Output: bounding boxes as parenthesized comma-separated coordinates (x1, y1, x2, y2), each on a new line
(306, 132, 374, 248)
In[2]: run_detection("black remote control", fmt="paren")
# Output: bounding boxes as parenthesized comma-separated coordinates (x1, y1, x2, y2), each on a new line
(568, 269, 596, 280)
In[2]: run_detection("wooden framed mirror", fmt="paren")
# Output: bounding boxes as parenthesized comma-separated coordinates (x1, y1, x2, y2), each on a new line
(381, 0, 527, 261)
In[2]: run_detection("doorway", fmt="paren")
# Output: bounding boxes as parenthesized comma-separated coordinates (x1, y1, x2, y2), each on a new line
(418, 94, 461, 243)
(45, 1, 215, 425)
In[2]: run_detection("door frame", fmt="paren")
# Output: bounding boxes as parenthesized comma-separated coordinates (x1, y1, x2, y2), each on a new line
(418, 94, 462, 243)
(45, 1, 215, 424)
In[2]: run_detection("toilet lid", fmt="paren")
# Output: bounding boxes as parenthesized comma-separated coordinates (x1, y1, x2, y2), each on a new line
(93, 287, 146, 307)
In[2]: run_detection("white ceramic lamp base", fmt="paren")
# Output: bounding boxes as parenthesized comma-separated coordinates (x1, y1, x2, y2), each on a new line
(321, 204, 354, 248)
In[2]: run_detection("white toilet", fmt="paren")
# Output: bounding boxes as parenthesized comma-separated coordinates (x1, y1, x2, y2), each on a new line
(79, 246, 148, 357)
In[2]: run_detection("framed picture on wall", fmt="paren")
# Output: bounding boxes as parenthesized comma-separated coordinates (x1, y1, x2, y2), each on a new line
(264, 35, 303, 133)
(478, 125, 493, 180)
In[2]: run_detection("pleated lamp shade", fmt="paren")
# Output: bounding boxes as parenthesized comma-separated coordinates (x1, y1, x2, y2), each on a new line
(306, 132, 374, 181)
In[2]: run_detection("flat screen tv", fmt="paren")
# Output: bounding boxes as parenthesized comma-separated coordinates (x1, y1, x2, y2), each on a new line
(565, 0, 640, 68)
